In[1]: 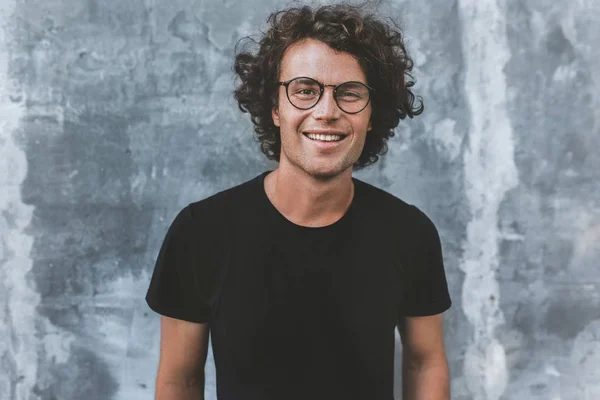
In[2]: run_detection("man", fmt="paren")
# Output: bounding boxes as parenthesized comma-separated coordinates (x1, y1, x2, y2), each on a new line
(146, 4, 451, 400)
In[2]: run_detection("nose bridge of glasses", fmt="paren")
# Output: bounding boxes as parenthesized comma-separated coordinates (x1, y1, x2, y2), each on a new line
(322, 83, 342, 99)
(314, 84, 340, 112)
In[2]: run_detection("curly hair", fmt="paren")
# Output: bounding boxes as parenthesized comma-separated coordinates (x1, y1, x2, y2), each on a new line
(233, 3, 423, 170)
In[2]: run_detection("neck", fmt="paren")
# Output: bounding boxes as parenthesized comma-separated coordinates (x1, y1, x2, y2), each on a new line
(264, 165, 354, 228)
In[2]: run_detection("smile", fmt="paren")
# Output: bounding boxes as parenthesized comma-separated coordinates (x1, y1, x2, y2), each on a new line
(302, 132, 348, 150)
(302, 132, 346, 142)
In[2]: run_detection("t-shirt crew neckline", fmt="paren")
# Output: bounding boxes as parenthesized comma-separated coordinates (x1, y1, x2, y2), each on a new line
(257, 170, 357, 233)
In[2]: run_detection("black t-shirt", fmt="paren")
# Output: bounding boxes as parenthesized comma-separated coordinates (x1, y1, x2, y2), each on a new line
(146, 170, 451, 400)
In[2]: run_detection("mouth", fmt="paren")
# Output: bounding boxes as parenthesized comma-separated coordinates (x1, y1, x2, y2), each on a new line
(302, 132, 349, 149)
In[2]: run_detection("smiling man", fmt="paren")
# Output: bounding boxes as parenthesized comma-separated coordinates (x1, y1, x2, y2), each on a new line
(146, 4, 452, 400)
(272, 40, 373, 183)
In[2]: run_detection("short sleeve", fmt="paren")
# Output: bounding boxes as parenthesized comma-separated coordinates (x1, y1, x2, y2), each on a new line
(398, 206, 452, 317)
(145, 205, 213, 323)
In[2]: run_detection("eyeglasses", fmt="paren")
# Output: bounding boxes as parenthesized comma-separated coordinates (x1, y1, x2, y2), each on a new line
(277, 77, 374, 114)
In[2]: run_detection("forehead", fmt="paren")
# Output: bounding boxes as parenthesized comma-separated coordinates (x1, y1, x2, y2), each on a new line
(279, 38, 367, 84)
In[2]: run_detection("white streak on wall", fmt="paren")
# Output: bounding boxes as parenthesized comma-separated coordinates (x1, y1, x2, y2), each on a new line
(457, 0, 518, 399)
(0, 2, 38, 399)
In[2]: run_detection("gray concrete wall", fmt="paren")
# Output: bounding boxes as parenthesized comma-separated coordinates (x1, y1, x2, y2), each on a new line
(1, 0, 598, 399)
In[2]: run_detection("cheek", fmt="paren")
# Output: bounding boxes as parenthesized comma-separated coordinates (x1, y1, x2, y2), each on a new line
(279, 109, 307, 131)
(352, 115, 371, 132)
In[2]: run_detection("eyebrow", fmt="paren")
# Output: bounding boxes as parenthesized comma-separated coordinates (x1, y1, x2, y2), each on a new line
(295, 77, 318, 84)
(290, 77, 368, 85)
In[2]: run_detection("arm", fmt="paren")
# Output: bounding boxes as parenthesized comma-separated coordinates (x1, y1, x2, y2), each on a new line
(155, 316, 210, 400)
(398, 313, 449, 400)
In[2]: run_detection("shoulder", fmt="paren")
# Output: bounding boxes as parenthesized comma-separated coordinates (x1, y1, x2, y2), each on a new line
(186, 173, 260, 220)
(162, 174, 261, 250)
(353, 177, 430, 226)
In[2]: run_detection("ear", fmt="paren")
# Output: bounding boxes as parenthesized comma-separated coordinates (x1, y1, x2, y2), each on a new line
(272, 106, 281, 127)
(367, 120, 372, 131)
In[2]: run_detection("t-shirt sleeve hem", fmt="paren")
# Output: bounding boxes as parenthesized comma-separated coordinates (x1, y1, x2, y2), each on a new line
(399, 299, 452, 318)
(145, 293, 211, 324)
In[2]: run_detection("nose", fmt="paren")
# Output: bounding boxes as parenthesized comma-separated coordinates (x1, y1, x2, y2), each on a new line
(311, 87, 341, 121)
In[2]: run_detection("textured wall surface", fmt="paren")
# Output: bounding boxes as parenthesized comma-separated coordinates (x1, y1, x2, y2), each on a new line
(1, 0, 598, 399)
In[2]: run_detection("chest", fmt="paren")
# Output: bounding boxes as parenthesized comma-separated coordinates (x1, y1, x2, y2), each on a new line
(209, 231, 403, 353)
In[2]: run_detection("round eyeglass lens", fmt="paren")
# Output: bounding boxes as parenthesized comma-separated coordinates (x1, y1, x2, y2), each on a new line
(287, 78, 322, 109)
(335, 82, 370, 113)
(287, 78, 370, 113)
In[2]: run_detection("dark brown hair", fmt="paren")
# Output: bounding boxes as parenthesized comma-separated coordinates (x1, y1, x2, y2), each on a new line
(233, 3, 423, 170)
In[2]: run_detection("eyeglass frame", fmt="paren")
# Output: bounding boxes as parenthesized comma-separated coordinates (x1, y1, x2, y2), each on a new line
(277, 76, 375, 115)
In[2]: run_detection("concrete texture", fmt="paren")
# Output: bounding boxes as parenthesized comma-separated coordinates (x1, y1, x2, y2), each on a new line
(1, 0, 598, 399)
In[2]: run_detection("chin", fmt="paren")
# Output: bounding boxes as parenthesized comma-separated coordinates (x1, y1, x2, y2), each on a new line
(304, 162, 352, 181)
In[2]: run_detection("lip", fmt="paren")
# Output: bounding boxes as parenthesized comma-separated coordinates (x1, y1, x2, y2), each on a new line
(302, 131, 348, 150)
(303, 130, 347, 136)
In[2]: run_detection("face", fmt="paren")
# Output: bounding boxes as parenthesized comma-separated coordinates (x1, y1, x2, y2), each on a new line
(272, 38, 372, 180)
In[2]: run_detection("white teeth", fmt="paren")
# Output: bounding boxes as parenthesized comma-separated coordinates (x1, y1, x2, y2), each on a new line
(306, 133, 343, 142)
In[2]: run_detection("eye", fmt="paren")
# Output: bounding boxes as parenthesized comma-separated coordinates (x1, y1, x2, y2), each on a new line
(297, 88, 319, 96)
(337, 91, 364, 102)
